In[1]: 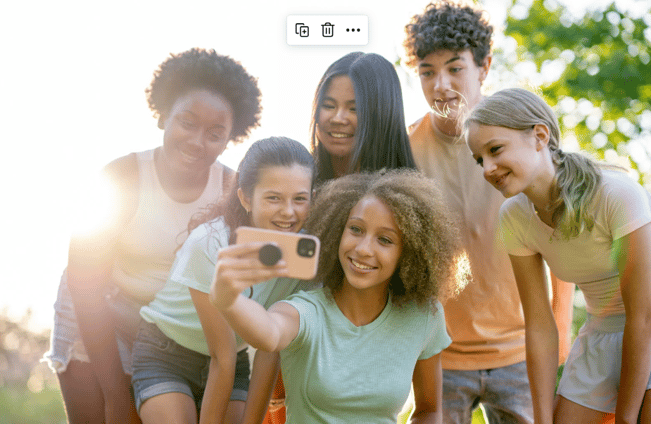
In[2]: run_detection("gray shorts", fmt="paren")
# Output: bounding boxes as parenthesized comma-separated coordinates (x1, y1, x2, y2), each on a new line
(43, 270, 140, 375)
(557, 313, 651, 413)
(131, 321, 250, 411)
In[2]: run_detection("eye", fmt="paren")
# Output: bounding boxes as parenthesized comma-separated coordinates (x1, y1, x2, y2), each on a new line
(419, 70, 433, 78)
(449, 66, 463, 74)
(378, 236, 393, 246)
(179, 119, 196, 129)
(349, 106, 356, 113)
(294, 195, 309, 202)
(265, 195, 281, 202)
(348, 225, 362, 234)
(321, 103, 335, 110)
(489, 145, 502, 155)
(209, 130, 227, 142)
(475, 157, 484, 167)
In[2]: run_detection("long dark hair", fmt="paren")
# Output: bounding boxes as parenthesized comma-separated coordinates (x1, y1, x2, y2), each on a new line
(309, 52, 416, 184)
(188, 136, 314, 242)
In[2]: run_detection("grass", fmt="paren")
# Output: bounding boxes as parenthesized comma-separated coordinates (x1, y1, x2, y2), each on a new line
(0, 385, 66, 424)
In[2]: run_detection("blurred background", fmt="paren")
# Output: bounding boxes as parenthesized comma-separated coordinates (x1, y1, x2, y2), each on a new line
(1, 0, 649, 422)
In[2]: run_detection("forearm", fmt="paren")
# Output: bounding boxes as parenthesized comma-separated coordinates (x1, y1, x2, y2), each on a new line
(220, 295, 284, 352)
(199, 355, 237, 424)
(409, 411, 442, 424)
(241, 350, 281, 424)
(550, 274, 574, 364)
(615, 316, 651, 423)
(68, 278, 130, 394)
(526, 326, 559, 424)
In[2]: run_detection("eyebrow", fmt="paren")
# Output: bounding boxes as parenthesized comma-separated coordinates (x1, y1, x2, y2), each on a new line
(323, 95, 355, 104)
(418, 55, 463, 68)
(348, 217, 400, 235)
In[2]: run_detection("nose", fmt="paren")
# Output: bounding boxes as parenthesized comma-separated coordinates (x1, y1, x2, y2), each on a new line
(354, 235, 373, 256)
(331, 107, 350, 124)
(279, 199, 295, 217)
(483, 158, 497, 180)
(433, 73, 451, 92)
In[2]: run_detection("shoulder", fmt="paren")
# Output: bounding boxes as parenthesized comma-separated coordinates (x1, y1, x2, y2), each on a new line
(598, 170, 648, 199)
(102, 152, 139, 188)
(407, 113, 430, 137)
(184, 217, 230, 255)
(499, 194, 531, 221)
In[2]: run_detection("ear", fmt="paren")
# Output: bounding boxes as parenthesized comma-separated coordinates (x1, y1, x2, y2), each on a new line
(237, 188, 251, 213)
(532, 124, 550, 150)
(479, 55, 492, 84)
(157, 114, 167, 130)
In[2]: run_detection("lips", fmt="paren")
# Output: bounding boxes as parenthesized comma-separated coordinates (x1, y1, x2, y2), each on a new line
(272, 221, 297, 231)
(492, 172, 509, 189)
(327, 132, 354, 139)
(349, 257, 376, 271)
(178, 148, 203, 163)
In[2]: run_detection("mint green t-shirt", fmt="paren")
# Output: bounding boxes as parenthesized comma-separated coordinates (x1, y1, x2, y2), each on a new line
(140, 218, 317, 354)
(280, 288, 451, 423)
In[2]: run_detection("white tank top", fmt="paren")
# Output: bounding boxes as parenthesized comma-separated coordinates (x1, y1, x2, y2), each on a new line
(111, 149, 226, 304)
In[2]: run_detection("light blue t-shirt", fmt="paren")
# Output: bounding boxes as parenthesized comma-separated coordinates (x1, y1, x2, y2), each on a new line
(140, 218, 317, 354)
(280, 288, 451, 423)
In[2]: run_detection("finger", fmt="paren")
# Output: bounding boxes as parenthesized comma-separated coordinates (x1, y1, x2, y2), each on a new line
(217, 241, 272, 259)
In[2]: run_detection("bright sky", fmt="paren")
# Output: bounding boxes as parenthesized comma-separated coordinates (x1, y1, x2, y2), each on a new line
(0, 0, 645, 332)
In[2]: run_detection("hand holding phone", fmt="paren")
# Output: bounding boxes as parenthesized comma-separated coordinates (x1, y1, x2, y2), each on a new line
(235, 227, 320, 280)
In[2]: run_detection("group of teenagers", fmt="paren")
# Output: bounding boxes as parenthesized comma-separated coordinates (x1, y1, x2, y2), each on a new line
(43, 1, 651, 423)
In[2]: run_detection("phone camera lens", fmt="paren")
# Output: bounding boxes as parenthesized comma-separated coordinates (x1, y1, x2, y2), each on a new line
(259, 244, 282, 266)
(297, 238, 317, 257)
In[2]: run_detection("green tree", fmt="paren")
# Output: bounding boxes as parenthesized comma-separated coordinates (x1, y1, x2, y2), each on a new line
(504, 0, 651, 188)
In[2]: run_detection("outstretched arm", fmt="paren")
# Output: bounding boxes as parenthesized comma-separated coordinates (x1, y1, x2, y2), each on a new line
(209, 242, 300, 352)
(410, 353, 443, 424)
(510, 253, 558, 424)
(615, 222, 651, 423)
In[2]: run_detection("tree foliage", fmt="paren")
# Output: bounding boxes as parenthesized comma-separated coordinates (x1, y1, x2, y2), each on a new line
(504, 0, 651, 186)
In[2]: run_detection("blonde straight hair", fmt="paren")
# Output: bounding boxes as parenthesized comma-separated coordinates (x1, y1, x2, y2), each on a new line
(464, 88, 601, 240)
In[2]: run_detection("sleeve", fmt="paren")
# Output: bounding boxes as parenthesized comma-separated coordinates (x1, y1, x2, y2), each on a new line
(604, 174, 651, 240)
(498, 198, 537, 256)
(171, 221, 229, 294)
(419, 301, 452, 360)
(279, 291, 318, 353)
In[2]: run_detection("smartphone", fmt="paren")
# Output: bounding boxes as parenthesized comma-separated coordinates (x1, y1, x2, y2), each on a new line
(235, 227, 320, 280)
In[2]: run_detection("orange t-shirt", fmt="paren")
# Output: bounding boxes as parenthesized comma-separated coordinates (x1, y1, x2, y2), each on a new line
(409, 113, 525, 370)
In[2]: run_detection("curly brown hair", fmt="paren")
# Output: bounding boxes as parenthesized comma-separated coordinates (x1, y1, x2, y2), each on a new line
(146, 48, 262, 143)
(304, 169, 468, 307)
(403, 0, 493, 69)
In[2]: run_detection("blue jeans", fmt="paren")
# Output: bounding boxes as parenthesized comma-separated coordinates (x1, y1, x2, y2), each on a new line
(442, 361, 533, 424)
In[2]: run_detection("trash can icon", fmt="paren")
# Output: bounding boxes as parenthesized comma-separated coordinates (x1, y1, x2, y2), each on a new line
(321, 22, 334, 37)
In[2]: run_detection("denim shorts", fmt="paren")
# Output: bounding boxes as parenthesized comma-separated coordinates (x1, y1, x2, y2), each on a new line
(131, 321, 250, 412)
(442, 361, 533, 424)
(43, 271, 139, 375)
(557, 313, 651, 413)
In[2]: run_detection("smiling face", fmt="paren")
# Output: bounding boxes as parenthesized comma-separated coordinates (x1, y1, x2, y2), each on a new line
(466, 122, 552, 198)
(238, 164, 312, 233)
(338, 195, 403, 293)
(418, 49, 490, 136)
(161, 89, 233, 177)
(316, 75, 358, 161)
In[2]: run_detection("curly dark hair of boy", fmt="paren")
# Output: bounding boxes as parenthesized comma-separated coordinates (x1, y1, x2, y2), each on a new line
(403, 0, 493, 69)
(146, 48, 262, 143)
(304, 169, 469, 307)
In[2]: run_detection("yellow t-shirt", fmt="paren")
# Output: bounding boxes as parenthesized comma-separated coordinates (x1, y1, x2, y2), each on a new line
(409, 113, 525, 370)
